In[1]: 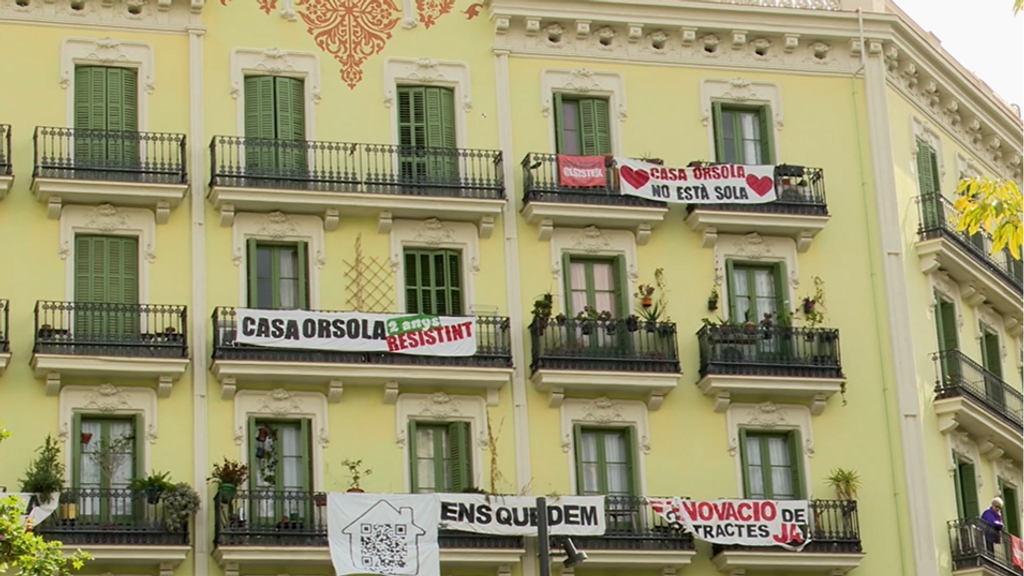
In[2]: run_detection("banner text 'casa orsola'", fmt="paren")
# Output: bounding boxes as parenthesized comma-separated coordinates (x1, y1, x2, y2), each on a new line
(614, 157, 777, 204)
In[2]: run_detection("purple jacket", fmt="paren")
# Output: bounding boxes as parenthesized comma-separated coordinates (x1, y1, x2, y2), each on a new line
(982, 508, 1004, 530)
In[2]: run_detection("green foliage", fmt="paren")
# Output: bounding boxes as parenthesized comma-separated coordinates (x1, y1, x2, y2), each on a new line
(636, 267, 670, 323)
(161, 483, 201, 532)
(0, 495, 91, 576)
(88, 432, 135, 485)
(801, 276, 828, 328)
(0, 422, 9, 444)
(341, 459, 373, 490)
(127, 471, 174, 493)
(19, 436, 65, 505)
(953, 178, 1022, 260)
(208, 458, 249, 485)
(826, 468, 863, 501)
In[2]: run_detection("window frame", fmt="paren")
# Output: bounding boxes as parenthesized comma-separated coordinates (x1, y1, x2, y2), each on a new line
(403, 248, 463, 316)
(1000, 479, 1021, 537)
(725, 259, 787, 324)
(562, 254, 629, 319)
(953, 453, 980, 519)
(247, 239, 309, 310)
(713, 103, 774, 165)
(553, 94, 612, 157)
(738, 428, 804, 500)
(408, 420, 471, 494)
(572, 425, 639, 497)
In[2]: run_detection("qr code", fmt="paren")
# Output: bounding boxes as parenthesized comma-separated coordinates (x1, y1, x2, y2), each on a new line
(359, 523, 408, 570)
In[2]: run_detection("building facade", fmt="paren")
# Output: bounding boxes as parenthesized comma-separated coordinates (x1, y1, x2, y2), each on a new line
(0, 0, 1020, 575)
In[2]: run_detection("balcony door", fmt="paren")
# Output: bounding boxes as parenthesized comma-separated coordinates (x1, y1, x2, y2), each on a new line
(244, 76, 307, 178)
(934, 292, 960, 382)
(1000, 480, 1021, 537)
(74, 67, 140, 175)
(739, 429, 804, 500)
(574, 426, 637, 532)
(248, 419, 312, 526)
(403, 249, 462, 316)
(409, 421, 471, 493)
(980, 326, 1006, 410)
(72, 414, 143, 522)
(247, 240, 308, 310)
(712, 104, 774, 165)
(74, 235, 140, 342)
(396, 86, 458, 186)
(952, 454, 979, 519)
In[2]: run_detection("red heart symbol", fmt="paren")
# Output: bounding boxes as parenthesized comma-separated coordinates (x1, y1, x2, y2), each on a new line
(620, 166, 650, 190)
(746, 174, 774, 197)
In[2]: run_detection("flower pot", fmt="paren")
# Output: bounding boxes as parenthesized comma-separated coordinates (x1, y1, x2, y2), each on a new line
(802, 300, 816, 314)
(708, 298, 719, 311)
(314, 493, 328, 506)
(60, 502, 77, 521)
(645, 321, 657, 333)
(605, 323, 618, 336)
(743, 322, 757, 335)
(145, 487, 164, 505)
(80, 432, 93, 444)
(543, 294, 553, 304)
(217, 483, 237, 502)
(580, 323, 594, 336)
(625, 317, 639, 332)
(658, 324, 676, 338)
(255, 446, 265, 458)
(641, 297, 653, 307)
(347, 488, 365, 493)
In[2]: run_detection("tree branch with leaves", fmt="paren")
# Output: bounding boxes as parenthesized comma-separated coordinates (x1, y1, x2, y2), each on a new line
(953, 178, 1022, 260)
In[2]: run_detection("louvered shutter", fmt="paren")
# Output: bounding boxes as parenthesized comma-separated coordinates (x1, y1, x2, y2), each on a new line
(960, 461, 980, 518)
(132, 413, 145, 480)
(424, 87, 457, 182)
(445, 251, 462, 316)
(624, 426, 640, 497)
(738, 428, 751, 497)
(772, 261, 788, 317)
(397, 87, 427, 183)
(75, 67, 108, 165)
(553, 92, 566, 154)
(916, 140, 937, 195)
(244, 76, 277, 172)
(562, 252, 574, 316)
(712, 102, 726, 163)
(300, 418, 312, 493)
(725, 259, 738, 321)
(247, 239, 259, 308)
(591, 99, 611, 156)
(247, 417, 259, 491)
(274, 77, 306, 175)
(611, 255, 629, 319)
(71, 413, 83, 488)
(787, 430, 804, 499)
(447, 422, 470, 493)
(573, 424, 585, 495)
(404, 251, 421, 314)
(936, 296, 960, 381)
(296, 241, 309, 310)
(982, 332, 1002, 378)
(1002, 484, 1021, 537)
(758, 106, 774, 165)
(408, 420, 420, 492)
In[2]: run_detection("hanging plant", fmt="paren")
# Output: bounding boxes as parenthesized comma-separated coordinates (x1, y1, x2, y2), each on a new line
(256, 425, 279, 485)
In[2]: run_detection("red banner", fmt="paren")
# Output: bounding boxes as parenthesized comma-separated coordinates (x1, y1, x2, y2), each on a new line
(1012, 534, 1023, 569)
(557, 155, 606, 187)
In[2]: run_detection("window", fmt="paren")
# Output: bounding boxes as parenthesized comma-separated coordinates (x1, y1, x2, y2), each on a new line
(574, 426, 637, 496)
(563, 255, 628, 318)
(952, 454, 979, 518)
(934, 292, 959, 381)
(409, 421, 470, 493)
(73, 415, 142, 490)
(980, 325, 1006, 410)
(554, 96, 611, 156)
(244, 76, 306, 174)
(247, 240, 308, 310)
(739, 430, 803, 500)
(726, 260, 786, 323)
(74, 235, 140, 339)
(74, 67, 139, 167)
(403, 249, 462, 316)
(1000, 480, 1021, 537)
(916, 139, 941, 196)
(397, 86, 457, 182)
(712, 104, 773, 165)
(248, 419, 312, 523)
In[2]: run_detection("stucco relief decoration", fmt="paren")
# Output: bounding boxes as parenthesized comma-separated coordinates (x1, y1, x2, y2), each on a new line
(581, 397, 623, 424)
(84, 384, 132, 413)
(417, 392, 464, 419)
(256, 211, 300, 238)
(571, 226, 612, 253)
(258, 388, 303, 416)
(223, 0, 458, 88)
(747, 402, 787, 428)
(87, 204, 130, 232)
(736, 232, 773, 260)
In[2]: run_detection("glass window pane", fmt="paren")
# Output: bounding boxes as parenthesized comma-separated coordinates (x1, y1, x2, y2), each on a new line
(606, 463, 630, 495)
(722, 111, 736, 164)
(562, 101, 580, 156)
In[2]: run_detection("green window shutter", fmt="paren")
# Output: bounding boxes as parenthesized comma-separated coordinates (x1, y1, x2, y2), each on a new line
(447, 422, 470, 493)
(578, 99, 611, 156)
(916, 140, 937, 195)
(953, 456, 965, 518)
(247, 417, 258, 491)
(300, 418, 312, 493)
(712, 102, 725, 162)
(74, 236, 138, 304)
(132, 413, 145, 480)
(960, 461, 979, 518)
(404, 251, 420, 314)
(446, 250, 462, 316)
(408, 420, 420, 493)
(296, 241, 309, 310)
(273, 77, 306, 175)
(101, 68, 138, 167)
(772, 261, 788, 315)
(982, 331, 1002, 378)
(738, 428, 751, 497)
(787, 430, 804, 499)
(573, 424, 585, 495)
(758, 106, 774, 165)
(1002, 484, 1021, 537)
(725, 259, 738, 321)
(938, 298, 959, 352)
(397, 87, 424, 148)
(625, 426, 640, 497)
(75, 236, 96, 303)
(71, 413, 83, 488)
(612, 255, 629, 319)
(553, 92, 566, 154)
(75, 67, 108, 164)
(104, 68, 126, 132)
(244, 76, 277, 171)
(422, 87, 457, 181)
(592, 99, 611, 156)
(247, 239, 259, 307)
(562, 252, 575, 316)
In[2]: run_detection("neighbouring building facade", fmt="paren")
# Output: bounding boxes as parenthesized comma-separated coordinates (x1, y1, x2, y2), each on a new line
(0, 0, 1020, 575)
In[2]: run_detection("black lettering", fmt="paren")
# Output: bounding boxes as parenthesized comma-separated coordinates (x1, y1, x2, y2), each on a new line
(758, 525, 770, 538)
(346, 319, 360, 339)
(476, 505, 492, 524)
(361, 319, 371, 339)
(284, 320, 300, 341)
(793, 509, 806, 524)
(528, 507, 538, 527)
(372, 320, 387, 340)
(782, 509, 795, 522)
(332, 319, 346, 338)
(318, 319, 332, 338)
(457, 502, 474, 523)
(302, 318, 317, 338)
(271, 318, 285, 338)
(242, 317, 256, 337)
(255, 318, 270, 338)
(547, 505, 563, 526)
(495, 508, 513, 526)
(580, 506, 597, 526)
(440, 502, 458, 522)
(564, 505, 580, 525)
(512, 508, 529, 527)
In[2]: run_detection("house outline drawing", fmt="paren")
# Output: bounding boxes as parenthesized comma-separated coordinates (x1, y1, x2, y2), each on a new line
(341, 499, 427, 575)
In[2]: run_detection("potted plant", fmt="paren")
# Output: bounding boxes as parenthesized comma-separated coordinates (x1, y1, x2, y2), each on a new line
(129, 471, 175, 504)
(162, 482, 201, 531)
(826, 468, 862, 501)
(20, 435, 65, 506)
(532, 294, 554, 334)
(625, 315, 640, 332)
(313, 493, 328, 507)
(80, 432, 93, 444)
(209, 458, 249, 502)
(342, 459, 373, 493)
(801, 276, 827, 328)
(708, 286, 719, 311)
(634, 284, 656, 308)
(575, 306, 609, 336)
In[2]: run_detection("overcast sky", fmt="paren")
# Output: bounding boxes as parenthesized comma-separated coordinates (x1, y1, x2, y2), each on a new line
(892, 0, 1024, 116)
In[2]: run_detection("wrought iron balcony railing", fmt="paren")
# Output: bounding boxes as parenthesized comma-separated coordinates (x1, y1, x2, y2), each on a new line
(209, 137, 505, 199)
(211, 307, 512, 368)
(0, 300, 8, 353)
(712, 499, 862, 554)
(697, 324, 843, 379)
(34, 301, 188, 358)
(686, 164, 828, 216)
(213, 490, 524, 549)
(0, 124, 11, 176)
(933, 349, 1024, 430)
(33, 127, 188, 184)
(948, 517, 1023, 576)
(529, 317, 680, 373)
(520, 153, 668, 208)
(560, 495, 695, 551)
(916, 193, 1023, 293)
(35, 488, 191, 546)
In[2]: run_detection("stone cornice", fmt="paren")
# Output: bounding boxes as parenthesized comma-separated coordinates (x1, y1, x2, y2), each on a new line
(0, 0, 201, 31)
(486, 0, 1022, 180)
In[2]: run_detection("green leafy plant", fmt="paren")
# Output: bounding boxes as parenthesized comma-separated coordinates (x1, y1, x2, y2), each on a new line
(20, 435, 65, 505)
(161, 482, 201, 532)
(0, 495, 91, 576)
(128, 471, 175, 504)
(209, 458, 249, 486)
(953, 177, 1022, 260)
(341, 459, 373, 491)
(826, 468, 862, 501)
(636, 268, 670, 324)
(801, 276, 827, 328)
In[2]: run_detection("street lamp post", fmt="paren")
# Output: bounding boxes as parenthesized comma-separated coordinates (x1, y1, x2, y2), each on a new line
(537, 496, 551, 576)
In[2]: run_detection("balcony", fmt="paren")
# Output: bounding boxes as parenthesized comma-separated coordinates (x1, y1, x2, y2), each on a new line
(915, 194, 1024, 326)
(32, 127, 188, 223)
(520, 153, 668, 244)
(213, 490, 524, 568)
(948, 517, 1023, 576)
(710, 499, 864, 574)
(0, 300, 8, 376)
(933, 350, 1023, 462)
(211, 308, 513, 403)
(0, 124, 12, 198)
(35, 488, 191, 571)
(684, 164, 829, 252)
(695, 324, 845, 415)
(208, 138, 506, 236)
(31, 301, 190, 396)
(529, 317, 681, 410)
(546, 496, 695, 569)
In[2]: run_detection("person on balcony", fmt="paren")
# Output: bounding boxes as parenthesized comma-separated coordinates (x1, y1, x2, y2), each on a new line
(981, 497, 1005, 553)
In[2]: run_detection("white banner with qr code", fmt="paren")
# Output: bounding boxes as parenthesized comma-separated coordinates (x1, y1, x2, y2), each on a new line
(328, 493, 440, 576)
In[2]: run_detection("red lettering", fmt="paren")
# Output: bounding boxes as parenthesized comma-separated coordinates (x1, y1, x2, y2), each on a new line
(423, 329, 438, 345)
(451, 324, 464, 340)
(772, 523, 792, 544)
(697, 502, 714, 522)
(723, 502, 737, 521)
(461, 321, 474, 338)
(681, 501, 698, 521)
(737, 502, 752, 522)
(397, 333, 410, 350)
(386, 335, 400, 351)
(444, 325, 453, 341)
(761, 501, 777, 522)
(406, 331, 420, 348)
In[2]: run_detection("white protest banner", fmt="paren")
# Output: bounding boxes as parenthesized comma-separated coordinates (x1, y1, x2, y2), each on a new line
(647, 497, 811, 551)
(614, 157, 777, 204)
(438, 494, 606, 536)
(0, 493, 60, 528)
(328, 493, 440, 576)
(233, 309, 477, 357)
